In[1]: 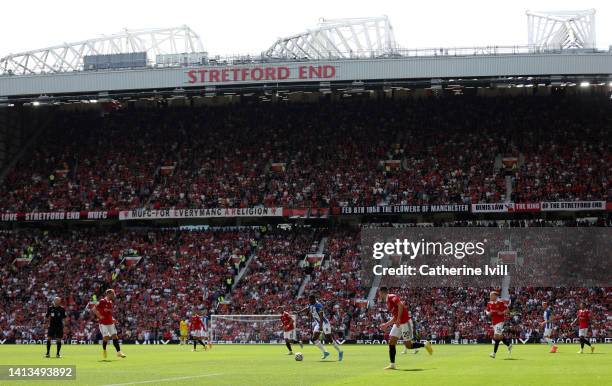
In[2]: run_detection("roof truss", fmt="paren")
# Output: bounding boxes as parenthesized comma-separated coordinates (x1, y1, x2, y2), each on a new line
(1, 25, 204, 75)
(263, 16, 397, 60)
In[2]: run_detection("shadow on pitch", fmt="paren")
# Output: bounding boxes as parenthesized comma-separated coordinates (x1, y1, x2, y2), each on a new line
(395, 368, 430, 372)
(503, 358, 523, 361)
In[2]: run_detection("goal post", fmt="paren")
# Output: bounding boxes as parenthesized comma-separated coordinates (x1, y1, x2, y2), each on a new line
(210, 314, 298, 344)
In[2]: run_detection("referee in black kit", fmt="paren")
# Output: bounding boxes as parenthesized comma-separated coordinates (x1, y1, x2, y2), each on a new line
(45, 297, 66, 358)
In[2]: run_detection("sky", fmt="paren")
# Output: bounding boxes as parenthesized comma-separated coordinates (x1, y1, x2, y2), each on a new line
(1, 0, 610, 57)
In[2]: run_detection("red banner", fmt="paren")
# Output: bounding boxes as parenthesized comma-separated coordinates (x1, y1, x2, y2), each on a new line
(281, 208, 330, 218)
(13, 258, 32, 267)
(310, 208, 329, 218)
(510, 202, 541, 212)
(306, 253, 324, 263)
(124, 256, 142, 266)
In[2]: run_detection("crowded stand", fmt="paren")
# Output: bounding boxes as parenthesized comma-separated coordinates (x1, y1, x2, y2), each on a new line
(0, 94, 610, 348)
(0, 111, 176, 212)
(226, 227, 321, 315)
(1, 96, 610, 213)
(0, 228, 257, 341)
(1, 219, 609, 343)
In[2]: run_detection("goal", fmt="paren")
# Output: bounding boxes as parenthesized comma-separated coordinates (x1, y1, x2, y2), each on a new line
(210, 314, 298, 344)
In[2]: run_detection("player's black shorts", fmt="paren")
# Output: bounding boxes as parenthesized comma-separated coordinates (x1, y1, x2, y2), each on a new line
(47, 325, 63, 339)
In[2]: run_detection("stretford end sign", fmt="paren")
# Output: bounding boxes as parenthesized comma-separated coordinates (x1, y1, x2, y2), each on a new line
(186, 65, 336, 84)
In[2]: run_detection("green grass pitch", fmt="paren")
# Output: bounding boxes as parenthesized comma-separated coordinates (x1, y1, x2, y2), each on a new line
(0, 344, 608, 385)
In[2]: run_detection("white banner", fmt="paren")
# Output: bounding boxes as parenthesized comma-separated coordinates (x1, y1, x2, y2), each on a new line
(340, 204, 468, 215)
(119, 207, 283, 220)
(540, 201, 605, 211)
(471, 203, 514, 213)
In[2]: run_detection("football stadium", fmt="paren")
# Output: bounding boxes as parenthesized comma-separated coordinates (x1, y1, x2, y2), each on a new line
(0, 4, 610, 386)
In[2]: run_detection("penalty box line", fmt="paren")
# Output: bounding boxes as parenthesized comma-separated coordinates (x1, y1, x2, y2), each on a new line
(102, 373, 223, 386)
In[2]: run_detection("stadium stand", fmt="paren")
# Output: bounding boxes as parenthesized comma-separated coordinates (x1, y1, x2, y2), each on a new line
(0, 93, 610, 345)
(1, 220, 609, 342)
(1, 96, 609, 213)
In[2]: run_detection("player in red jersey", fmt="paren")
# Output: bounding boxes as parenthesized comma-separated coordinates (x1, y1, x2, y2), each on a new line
(280, 309, 303, 355)
(378, 287, 432, 370)
(93, 289, 126, 359)
(189, 312, 208, 351)
(572, 302, 595, 354)
(485, 291, 512, 358)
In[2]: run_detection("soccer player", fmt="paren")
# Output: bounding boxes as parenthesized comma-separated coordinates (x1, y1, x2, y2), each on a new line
(572, 302, 595, 354)
(280, 309, 303, 355)
(45, 297, 66, 358)
(179, 319, 188, 345)
(297, 295, 343, 361)
(485, 291, 512, 359)
(201, 312, 212, 349)
(93, 289, 126, 359)
(189, 312, 207, 351)
(540, 301, 558, 353)
(378, 287, 432, 370)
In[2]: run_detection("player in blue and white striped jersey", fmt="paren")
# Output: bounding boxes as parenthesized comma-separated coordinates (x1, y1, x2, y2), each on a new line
(540, 301, 558, 353)
(298, 294, 343, 361)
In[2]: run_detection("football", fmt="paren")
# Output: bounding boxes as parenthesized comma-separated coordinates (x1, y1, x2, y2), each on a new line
(294, 352, 303, 361)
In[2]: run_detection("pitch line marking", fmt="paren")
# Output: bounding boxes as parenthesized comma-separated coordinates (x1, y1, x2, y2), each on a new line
(102, 373, 222, 386)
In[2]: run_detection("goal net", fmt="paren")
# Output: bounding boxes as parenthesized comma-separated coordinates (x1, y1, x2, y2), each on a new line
(210, 314, 298, 344)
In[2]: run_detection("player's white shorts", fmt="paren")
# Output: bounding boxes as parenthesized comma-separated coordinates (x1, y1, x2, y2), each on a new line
(390, 322, 414, 341)
(313, 321, 331, 335)
(99, 324, 117, 337)
(492, 322, 505, 335)
(191, 329, 206, 338)
(283, 329, 297, 340)
(578, 328, 588, 337)
(543, 328, 552, 338)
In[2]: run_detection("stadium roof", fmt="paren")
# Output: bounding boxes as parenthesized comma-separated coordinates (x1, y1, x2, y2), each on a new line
(1, 14, 611, 101)
(0, 26, 204, 75)
(527, 9, 596, 50)
(263, 16, 397, 60)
